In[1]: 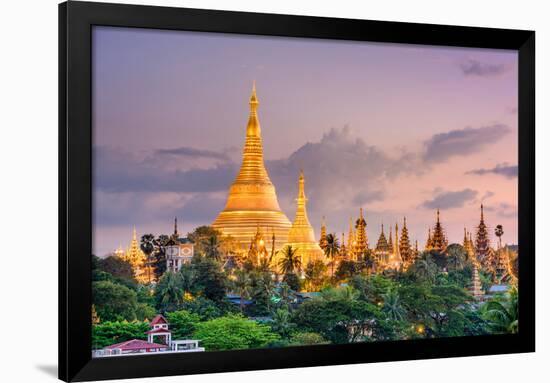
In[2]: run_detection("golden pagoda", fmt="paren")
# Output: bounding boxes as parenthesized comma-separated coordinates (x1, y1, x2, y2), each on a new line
(282, 171, 324, 266)
(374, 224, 391, 266)
(388, 223, 402, 269)
(118, 226, 152, 284)
(212, 83, 292, 250)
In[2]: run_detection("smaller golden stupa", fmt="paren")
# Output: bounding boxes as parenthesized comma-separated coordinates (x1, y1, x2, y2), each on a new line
(282, 171, 325, 267)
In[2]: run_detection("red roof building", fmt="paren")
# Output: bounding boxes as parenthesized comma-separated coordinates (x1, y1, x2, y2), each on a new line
(94, 313, 204, 357)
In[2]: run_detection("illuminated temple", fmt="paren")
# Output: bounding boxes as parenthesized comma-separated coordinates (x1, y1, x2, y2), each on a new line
(212, 84, 292, 250)
(282, 171, 325, 266)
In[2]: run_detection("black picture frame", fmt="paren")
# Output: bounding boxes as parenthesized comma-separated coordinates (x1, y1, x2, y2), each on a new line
(59, 1, 535, 381)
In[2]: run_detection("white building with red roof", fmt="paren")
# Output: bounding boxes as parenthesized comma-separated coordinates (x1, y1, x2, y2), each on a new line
(93, 314, 204, 357)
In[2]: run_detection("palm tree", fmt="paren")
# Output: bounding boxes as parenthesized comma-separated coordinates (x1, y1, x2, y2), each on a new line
(278, 245, 301, 275)
(233, 269, 252, 313)
(324, 233, 340, 279)
(203, 235, 221, 261)
(483, 286, 519, 334)
(140, 234, 156, 284)
(157, 271, 183, 311)
(271, 309, 294, 339)
(278, 282, 296, 309)
(382, 289, 406, 321)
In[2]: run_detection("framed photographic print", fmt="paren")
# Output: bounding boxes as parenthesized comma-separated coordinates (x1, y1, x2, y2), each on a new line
(59, 1, 535, 381)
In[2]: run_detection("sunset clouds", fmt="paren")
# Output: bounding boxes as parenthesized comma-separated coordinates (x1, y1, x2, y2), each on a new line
(92, 26, 518, 256)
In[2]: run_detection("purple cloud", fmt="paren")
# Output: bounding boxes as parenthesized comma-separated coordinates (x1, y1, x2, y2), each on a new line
(460, 59, 508, 77)
(421, 189, 478, 209)
(466, 163, 518, 179)
(423, 124, 510, 162)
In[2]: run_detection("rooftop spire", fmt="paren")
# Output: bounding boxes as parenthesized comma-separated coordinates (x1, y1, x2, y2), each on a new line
(132, 225, 137, 241)
(173, 217, 178, 237)
(247, 81, 260, 137)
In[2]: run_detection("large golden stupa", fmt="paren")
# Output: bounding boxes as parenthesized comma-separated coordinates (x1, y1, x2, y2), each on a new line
(212, 84, 292, 250)
(283, 171, 325, 266)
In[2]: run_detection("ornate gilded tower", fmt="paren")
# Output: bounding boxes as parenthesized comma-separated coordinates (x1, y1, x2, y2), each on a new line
(283, 171, 324, 266)
(374, 224, 391, 265)
(430, 209, 448, 252)
(353, 208, 368, 259)
(212, 84, 292, 250)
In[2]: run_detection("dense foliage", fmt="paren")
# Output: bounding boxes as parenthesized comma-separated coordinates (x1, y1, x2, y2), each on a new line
(92, 234, 518, 352)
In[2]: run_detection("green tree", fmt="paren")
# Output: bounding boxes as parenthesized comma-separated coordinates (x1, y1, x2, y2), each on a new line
(192, 256, 227, 302)
(187, 226, 222, 255)
(153, 234, 169, 281)
(155, 271, 184, 312)
(382, 289, 406, 321)
(180, 297, 225, 320)
(293, 286, 395, 343)
(350, 274, 397, 305)
(251, 272, 277, 315)
(271, 309, 295, 339)
(140, 233, 156, 282)
(93, 280, 139, 321)
(335, 260, 359, 282)
(135, 303, 156, 321)
(446, 244, 467, 271)
(166, 310, 201, 339)
(482, 287, 519, 334)
(193, 315, 279, 351)
(282, 273, 301, 292)
(92, 321, 149, 349)
(203, 235, 221, 261)
(278, 245, 301, 275)
(97, 256, 135, 284)
(290, 332, 328, 346)
(304, 260, 327, 291)
(324, 233, 340, 278)
(233, 269, 252, 312)
(409, 254, 438, 282)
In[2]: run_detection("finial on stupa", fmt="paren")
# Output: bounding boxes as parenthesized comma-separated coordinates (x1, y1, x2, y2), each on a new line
(250, 80, 258, 106)
(480, 203, 484, 220)
(132, 225, 137, 241)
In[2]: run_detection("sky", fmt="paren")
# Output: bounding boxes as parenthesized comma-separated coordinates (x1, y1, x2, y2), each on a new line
(92, 26, 518, 257)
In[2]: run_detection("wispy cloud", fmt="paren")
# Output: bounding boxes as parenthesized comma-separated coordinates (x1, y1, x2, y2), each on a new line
(155, 146, 231, 162)
(459, 59, 509, 77)
(466, 163, 518, 179)
(423, 124, 510, 162)
(421, 189, 478, 209)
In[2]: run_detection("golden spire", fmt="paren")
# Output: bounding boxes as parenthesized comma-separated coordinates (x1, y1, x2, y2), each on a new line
(285, 170, 324, 265)
(247, 81, 260, 137)
(212, 83, 291, 250)
(132, 225, 137, 241)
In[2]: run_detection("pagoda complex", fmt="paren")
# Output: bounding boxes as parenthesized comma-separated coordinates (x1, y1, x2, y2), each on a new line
(212, 84, 292, 251)
(282, 171, 324, 266)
